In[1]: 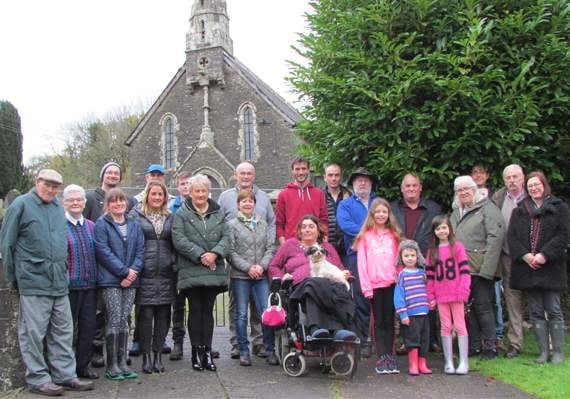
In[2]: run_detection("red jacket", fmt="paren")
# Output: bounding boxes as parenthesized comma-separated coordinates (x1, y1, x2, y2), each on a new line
(275, 182, 329, 240)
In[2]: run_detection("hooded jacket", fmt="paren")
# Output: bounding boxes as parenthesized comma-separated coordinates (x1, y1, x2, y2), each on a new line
(275, 182, 328, 240)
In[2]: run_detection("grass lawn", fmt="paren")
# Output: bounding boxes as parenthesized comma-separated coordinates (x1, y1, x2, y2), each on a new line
(471, 332, 570, 399)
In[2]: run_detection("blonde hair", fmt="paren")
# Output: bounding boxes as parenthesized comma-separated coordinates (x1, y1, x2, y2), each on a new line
(353, 198, 403, 248)
(141, 181, 170, 216)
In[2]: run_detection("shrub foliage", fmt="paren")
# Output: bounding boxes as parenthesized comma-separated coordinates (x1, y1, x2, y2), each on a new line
(0, 101, 24, 198)
(289, 0, 570, 205)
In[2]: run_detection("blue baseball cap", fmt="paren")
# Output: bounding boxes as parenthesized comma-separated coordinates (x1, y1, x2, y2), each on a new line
(145, 164, 165, 174)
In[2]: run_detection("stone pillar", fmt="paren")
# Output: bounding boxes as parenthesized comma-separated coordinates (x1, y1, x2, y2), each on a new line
(0, 257, 25, 391)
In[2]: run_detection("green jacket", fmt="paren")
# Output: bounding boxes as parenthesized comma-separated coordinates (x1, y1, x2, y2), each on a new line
(172, 198, 229, 290)
(0, 188, 68, 296)
(450, 198, 505, 280)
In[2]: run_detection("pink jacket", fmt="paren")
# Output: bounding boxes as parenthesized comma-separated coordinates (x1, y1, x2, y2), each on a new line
(356, 229, 399, 298)
(426, 242, 471, 304)
(267, 239, 343, 286)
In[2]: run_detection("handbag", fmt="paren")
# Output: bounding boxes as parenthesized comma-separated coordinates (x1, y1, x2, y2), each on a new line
(261, 292, 287, 328)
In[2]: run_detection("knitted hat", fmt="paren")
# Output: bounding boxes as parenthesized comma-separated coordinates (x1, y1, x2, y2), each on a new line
(99, 162, 122, 182)
(396, 239, 426, 268)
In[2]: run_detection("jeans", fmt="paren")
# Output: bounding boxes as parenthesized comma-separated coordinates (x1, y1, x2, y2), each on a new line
(232, 278, 275, 355)
(171, 291, 186, 344)
(494, 280, 504, 339)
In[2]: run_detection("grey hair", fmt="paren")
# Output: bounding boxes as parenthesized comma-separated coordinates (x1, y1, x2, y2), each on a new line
(63, 184, 86, 200)
(453, 175, 482, 208)
(188, 173, 211, 191)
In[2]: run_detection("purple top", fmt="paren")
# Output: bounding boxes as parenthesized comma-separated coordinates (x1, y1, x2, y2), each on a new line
(268, 239, 344, 285)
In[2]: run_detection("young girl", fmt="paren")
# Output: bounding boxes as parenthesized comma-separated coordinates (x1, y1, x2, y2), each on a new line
(354, 198, 402, 374)
(394, 240, 432, 376)
(426, 215, 471, 375)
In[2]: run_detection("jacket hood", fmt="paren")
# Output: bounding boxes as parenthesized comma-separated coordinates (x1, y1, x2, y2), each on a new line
(184, 197, 221, 215)
(284, 181, 317, 202)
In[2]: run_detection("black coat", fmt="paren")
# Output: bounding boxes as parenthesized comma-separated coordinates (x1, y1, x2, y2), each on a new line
(391, 197, 442, 255)
(131, 209, 177, 305)
(508, 196, 569, 291)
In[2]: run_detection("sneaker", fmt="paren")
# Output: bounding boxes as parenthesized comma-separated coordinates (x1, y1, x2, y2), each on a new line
(375, 355, 390, 374)
(386, 354, 400, 374)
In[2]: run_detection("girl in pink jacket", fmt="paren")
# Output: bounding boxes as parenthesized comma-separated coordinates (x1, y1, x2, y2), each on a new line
(426, 215, 470, 375)
(354, 198, 402, 374)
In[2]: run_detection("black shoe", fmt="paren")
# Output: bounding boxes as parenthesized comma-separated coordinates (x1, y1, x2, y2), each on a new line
(230, 346, 240, 359)
(153, 351, 165, 373)
(480, 349, 498, 360)
(211, 349, 220, 359)
(266, 351, 279, 366)
(161, 343, 172, 354)
(505, 345, 521, 359)
(191, 346, 204, 371)
(202, 345, 217, 371)
(430, 342, 442, 353)
(77, 366, 99, 380)
(142, 352, 153, 374)
(170, 342, 183, 361)
(90, 352, 105, 368)
(468, 348, 481, 357)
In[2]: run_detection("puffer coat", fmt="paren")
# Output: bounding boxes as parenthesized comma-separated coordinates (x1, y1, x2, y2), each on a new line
(508, 196, 569, 291)
(172, 198, 230, 291)
(227, 216, 275, 280)
(450, 198, 505, 280)
(130, 208, 176, 305)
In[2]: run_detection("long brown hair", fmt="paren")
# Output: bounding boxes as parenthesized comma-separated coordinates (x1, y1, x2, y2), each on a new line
(353, 198, 403, 248)
(428, 215, 456, 267)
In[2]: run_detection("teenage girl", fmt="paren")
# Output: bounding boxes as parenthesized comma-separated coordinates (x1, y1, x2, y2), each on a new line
(426, 215, 471, 375)
(354, 198, 402, 374)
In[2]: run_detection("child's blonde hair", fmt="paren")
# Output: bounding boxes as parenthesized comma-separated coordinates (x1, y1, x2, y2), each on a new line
(353, 198, 402, 249)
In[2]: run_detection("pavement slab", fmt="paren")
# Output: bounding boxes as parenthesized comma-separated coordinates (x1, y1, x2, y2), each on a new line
(1, 328, 536, 399)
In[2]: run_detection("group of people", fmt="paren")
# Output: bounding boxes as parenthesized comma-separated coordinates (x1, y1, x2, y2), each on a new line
(0, 156, 568, 395)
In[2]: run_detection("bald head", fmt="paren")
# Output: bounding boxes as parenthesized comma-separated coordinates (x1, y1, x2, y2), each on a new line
(235, 162, 256, 189)
(400, 174, 423, 206)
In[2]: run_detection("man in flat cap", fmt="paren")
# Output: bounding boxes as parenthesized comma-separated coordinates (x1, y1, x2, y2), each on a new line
(1, 169, 94, 396)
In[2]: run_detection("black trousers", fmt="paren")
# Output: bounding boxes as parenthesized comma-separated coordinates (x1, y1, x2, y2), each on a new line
(468, 276, 496, 351)
(371, 285, 395, 356)
(138, 304, 172, 353)
(171, 292, 186, 343)
(402, 315, 430, 357)
(183, 287, 218, 347)
(69, 289, 97, 370)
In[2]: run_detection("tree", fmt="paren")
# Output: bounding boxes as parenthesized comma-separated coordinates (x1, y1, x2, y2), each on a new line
(289, 0, 570, 206)
(0, 101, 24, 198)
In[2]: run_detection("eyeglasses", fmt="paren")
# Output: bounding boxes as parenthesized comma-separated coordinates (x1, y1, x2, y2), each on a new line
(527, 183, 543, 189)
(64, 198, 85, 203)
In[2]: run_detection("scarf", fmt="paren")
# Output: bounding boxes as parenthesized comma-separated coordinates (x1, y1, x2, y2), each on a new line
(237, 212, 257, 231)
(523, 196, 551, 254)
(146, 212, 166, 236)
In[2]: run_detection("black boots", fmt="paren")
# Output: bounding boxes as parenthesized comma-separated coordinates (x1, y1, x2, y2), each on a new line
(152, 351, 165, 373)
(170, 341, 183, 361)
(142, 352, 153, 374)
(191, 345, 204, 371)
(202, 345, 217, 371)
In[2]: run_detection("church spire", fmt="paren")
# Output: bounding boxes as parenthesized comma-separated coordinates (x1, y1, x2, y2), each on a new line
(186, 0, 234, 55)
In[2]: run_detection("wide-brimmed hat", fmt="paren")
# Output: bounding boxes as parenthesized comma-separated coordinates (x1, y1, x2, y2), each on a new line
(348, 167, 379, 188)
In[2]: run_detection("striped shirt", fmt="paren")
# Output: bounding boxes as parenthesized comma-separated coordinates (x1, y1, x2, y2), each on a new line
(394, 268, 430, 320)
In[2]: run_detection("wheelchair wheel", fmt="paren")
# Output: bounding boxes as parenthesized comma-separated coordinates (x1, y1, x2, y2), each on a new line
(283, 353, 306, 377)
(330, 351, 354, 376)
(275, 330, 290, 364)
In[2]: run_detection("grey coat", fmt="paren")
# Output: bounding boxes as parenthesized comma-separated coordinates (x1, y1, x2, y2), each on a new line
(227, 216, 275, 280)
(450, 198, 505, 280)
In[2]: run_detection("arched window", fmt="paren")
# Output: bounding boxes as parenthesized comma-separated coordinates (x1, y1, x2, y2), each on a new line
(243, 107, 254, 161)
(237, 102, 259, 162)
(164, 117, 175, 169)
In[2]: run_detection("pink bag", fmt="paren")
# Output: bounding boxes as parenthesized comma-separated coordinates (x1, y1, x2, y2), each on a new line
(262, 292, 286, 328)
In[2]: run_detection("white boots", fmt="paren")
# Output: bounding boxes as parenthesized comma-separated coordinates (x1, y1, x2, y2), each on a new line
(441, 335, 469, 375)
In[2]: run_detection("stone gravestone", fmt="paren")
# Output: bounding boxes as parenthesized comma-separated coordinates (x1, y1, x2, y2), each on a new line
(0, 256, 25, 391)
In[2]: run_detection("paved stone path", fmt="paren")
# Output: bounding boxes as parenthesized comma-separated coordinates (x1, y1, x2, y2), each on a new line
(2, 328, 536, 399)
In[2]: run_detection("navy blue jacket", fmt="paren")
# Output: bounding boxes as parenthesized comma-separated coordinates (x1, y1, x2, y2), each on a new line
(94, 213, 145, 288)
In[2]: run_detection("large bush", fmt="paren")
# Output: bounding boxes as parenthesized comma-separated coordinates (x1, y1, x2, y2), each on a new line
(290, 0, 570, 206)
(0, 101, 24, 198)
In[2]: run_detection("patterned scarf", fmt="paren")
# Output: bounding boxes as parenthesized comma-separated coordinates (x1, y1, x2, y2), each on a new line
(523, 198, 547, 254)
(146, 212, 166, 236)
(237, 212, 257, 231)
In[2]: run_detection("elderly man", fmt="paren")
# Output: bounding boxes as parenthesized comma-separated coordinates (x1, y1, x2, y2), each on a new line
(323, 163, 351, 256)
(337, 167, 379, 357)
(218, 161, 276, 362)
(0, 170, 94, 396)
(492, 164, 527, 358)
(275, 157, 328, 245)
(64, 185, 99, 380)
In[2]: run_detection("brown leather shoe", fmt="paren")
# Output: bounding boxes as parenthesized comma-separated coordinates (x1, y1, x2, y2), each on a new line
(59, 378, 94, 391)
(29, 382, 64, 396)
(505, 345, 521, 359)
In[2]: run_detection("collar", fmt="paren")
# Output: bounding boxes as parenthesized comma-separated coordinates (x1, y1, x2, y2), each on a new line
(66, 212, 85, 226)
(30, 188, 61, 206)
(506, 190, 526, 204)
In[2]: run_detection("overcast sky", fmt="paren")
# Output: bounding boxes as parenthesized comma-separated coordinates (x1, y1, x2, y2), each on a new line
(0, 0, 312, 163)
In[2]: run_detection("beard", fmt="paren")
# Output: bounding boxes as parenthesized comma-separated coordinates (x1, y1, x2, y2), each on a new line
(353, 186, 371, 199)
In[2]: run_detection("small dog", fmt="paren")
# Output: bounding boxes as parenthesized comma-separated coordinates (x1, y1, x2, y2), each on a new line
(306, 244, 350, 290)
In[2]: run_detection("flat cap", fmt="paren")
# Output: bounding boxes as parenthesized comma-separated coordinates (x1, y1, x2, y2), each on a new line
(37, 169, 63, 185)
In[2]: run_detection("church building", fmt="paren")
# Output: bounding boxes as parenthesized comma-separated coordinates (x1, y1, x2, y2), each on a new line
(125, 0, 301, 192)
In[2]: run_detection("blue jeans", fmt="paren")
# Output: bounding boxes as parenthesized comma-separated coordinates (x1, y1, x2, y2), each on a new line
(494, 280, 504, 339)
(232, 278, 274, 355)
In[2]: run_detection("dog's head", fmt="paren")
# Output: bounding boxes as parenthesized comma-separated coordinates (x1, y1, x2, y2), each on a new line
(305, 244, 328, 262)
